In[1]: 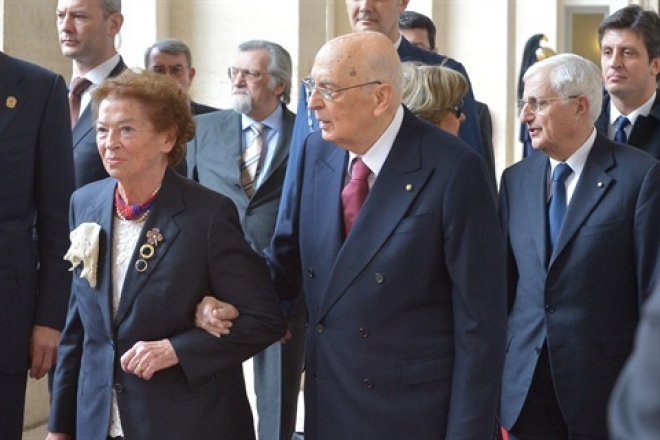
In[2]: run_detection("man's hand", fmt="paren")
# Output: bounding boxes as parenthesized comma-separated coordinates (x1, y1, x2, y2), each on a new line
(29, 325, 61, 379)
(194, 296, 239, 337)
(45, 432, 71, 440)
(120, 339, 179, 381)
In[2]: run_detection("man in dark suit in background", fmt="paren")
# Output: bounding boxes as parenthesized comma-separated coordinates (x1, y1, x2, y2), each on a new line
(0, 51, 75, 440)
(500, 53, 659, 439)
(608, 285, 660, 439)
(595, 5, 660, 160)
(144, 38, 216, 115)
(398, 9, 497, 188)
(189, 40, 305, 440)
(56, 0, 126, 188)
(263, 31, 506, 439)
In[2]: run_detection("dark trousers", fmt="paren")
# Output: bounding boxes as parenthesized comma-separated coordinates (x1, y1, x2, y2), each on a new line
(0, 373, 27, 440)
(509, 344, 569, 440)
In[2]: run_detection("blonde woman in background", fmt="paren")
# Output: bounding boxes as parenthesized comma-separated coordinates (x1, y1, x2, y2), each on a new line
(402, 62, 468, 136)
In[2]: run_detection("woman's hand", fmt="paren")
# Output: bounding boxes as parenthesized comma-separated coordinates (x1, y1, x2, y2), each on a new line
(195, 296, 240, 337)
(120, 339, 179, 380)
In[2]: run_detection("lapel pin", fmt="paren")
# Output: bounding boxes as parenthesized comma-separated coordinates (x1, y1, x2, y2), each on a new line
(135, 227, 164, 273)
(405, 183, 414, 192)
(597, 181, 604, 188)
(5, 96, 17, 109)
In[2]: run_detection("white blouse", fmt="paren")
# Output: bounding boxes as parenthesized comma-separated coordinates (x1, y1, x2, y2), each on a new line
(108, 216, 144, 437)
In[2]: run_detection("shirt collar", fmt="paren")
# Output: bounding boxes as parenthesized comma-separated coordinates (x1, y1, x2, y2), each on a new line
(609, 90, 657, 127)
(74, 53, 120, 86)
(548, 127, 596, 177)
(348, 105, 404, 178)
(241, 104, 283, 132)
(394, 34, 403, 50)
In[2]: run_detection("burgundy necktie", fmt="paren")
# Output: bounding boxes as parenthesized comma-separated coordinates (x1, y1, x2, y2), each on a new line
(341, 158, 371, 236)
(69, 77, 92, 128)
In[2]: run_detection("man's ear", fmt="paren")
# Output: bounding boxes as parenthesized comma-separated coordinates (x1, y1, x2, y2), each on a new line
(108, 13, 124, 37)
(189, 67, 196, 83)
(372, 84, 394, 117)
(576, 95, 590, 119)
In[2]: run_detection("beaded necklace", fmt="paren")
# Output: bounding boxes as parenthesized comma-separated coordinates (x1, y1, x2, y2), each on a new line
(114, 184, 161, 222)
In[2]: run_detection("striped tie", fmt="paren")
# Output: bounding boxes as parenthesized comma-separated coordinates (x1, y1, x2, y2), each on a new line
(241, 122, 265, 197)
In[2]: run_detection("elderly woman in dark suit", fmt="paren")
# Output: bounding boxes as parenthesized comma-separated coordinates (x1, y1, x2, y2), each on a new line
(47, 70, 286, 440)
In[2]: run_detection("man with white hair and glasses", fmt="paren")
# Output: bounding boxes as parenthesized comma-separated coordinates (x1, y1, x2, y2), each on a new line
(499, 53, 660, 439)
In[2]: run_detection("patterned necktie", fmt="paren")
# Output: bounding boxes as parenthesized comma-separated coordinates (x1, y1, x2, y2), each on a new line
(69, 77, 92, 128)
(241, 122, 265, 197)
(614, 115, 631, 144)
(548, 162, 573, 249)
(341, 158, 371, 236)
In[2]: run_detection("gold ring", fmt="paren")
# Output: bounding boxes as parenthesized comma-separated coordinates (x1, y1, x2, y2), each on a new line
(136, 366, 144, 373)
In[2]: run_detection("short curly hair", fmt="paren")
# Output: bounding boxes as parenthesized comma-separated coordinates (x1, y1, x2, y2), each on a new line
(91, 69, 195, 167)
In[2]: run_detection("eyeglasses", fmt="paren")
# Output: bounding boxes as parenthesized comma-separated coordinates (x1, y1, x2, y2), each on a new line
(448, 99, 464, 119)
(302, 77, 382, 101)
(518, 95, 579, 114)
(228, 67, 270, 82)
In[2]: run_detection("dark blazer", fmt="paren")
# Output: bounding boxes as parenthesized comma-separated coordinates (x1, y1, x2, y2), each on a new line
(49, 170, 287, 440)
(398, 37, 485, 160)
(608, 285, 660, 440)
(266, 109, 507, 439)
(595, 90, 660, 160)
(0, 51, 74, 374)
(499, 133, 660, 437)
(187, 105, 295, 253)
(190, 100, 217, 115)
(72, 57, 126, 188)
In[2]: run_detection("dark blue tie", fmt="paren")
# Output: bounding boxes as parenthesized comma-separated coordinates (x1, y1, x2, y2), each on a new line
(548, 163, 573, 249)
(614, 115, 630, 144)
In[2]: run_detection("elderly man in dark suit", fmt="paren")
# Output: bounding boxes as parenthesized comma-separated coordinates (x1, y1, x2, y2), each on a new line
(500, 53, 660, 439)
(188, 40, 305, 440)
(56, 0, 126, 188)
(265, 31, 505, 439)
(0, 51, 75, 440)
(595, 5, 660, 160)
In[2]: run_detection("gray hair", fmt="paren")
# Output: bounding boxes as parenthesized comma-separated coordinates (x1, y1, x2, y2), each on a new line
(524, 53, 603, 124)
(145, 39, 193, 69)
(101, 0, 121, 17)
(238, 40, 292, 104)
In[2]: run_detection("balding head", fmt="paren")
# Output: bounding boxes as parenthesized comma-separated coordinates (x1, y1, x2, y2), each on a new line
(308, 32, 403, 154)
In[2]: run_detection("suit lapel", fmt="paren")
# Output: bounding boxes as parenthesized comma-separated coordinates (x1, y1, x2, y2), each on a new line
(0, 53, 23, 136)
(317, 112, 433, 319)
(114, 170, 183, 326)
(256, 107, 294, 189)
(72, 58, 127, 146)
(629, 92, 660, 147)
(78, 179, 116, 337)
(549, 136, 614, 266)
(523, 154, 551, 268)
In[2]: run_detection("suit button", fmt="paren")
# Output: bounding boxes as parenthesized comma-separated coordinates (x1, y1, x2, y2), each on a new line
(374, 273, 384, 284)
(545, 304, 555, 313)
(362, 378, 374, 389)
(534, 346, 541, 355)
(316, 323, 324, 334)
(359, 327, 370, 338)
(234, 183, 242, 189)
(245, 209, 253, 216)
(307, 267, 315, 278)
(112, 383, 124, 393)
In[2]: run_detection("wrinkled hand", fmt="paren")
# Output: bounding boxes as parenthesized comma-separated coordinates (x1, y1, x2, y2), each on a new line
(29, 325, 61, 379)
(45, 432, 71, 440)
(120, 339, 179, 380)
(195, 296, 239, 337)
